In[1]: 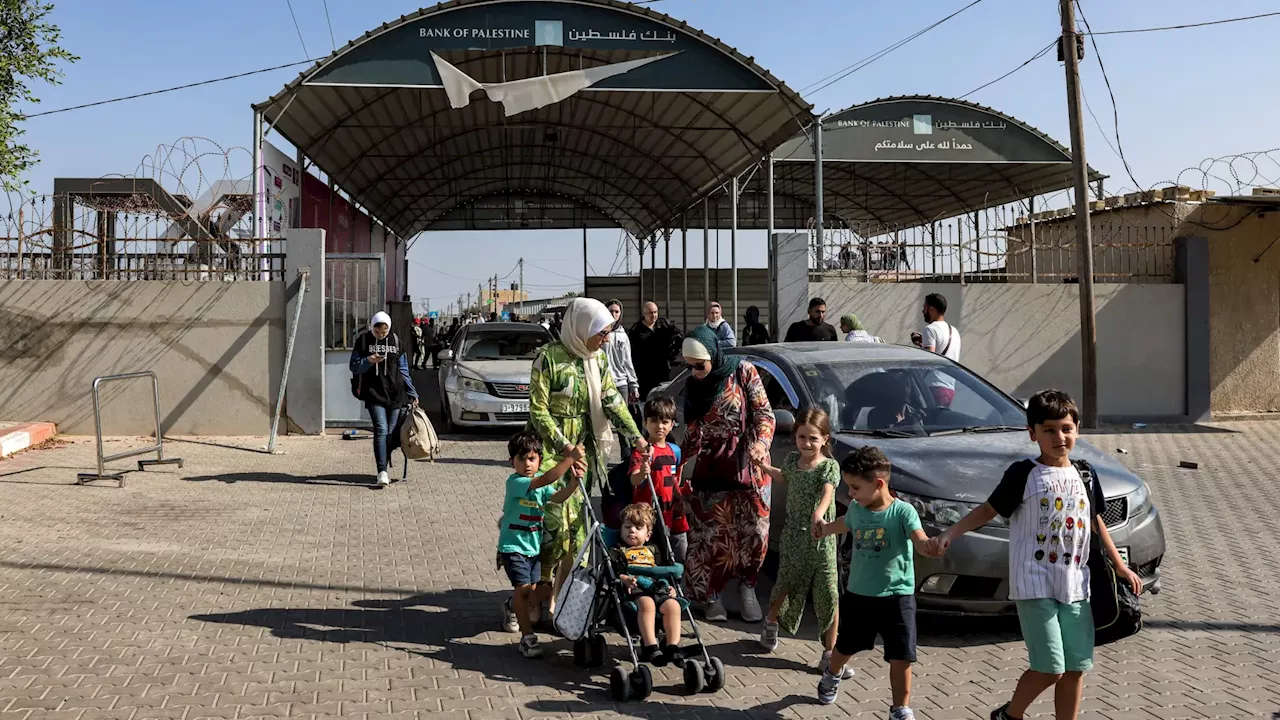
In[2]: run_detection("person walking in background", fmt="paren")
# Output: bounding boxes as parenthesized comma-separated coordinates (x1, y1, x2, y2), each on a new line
(350, 311, 419, 488)
(785, 298, 838, 342)
(911, 293, 961, 407)
(702, 301, 736, 349)
(630, 301, 682, 402)
(840, 314, 882, 343)
(411, 320, 426, 370)
(604, 300, 641, 451)
(742, 306, 771, 346)
(423, 318, 439, 367)
(679, 326, 775, 623)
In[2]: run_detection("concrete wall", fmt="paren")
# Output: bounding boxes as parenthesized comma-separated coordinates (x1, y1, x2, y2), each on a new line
(284, 229, 325, 434)
(808, 282, 1186, 418)
(0, 280, 285, 435)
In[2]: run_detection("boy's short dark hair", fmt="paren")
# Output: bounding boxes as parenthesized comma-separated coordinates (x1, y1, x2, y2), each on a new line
(1026, 389, 1080, 426)
(619, 503, 656, 530)
(841, 445, 892, 481)
(925, 293, 947, 314)
(643, 396, 677, 423)
(809, 297, 827, 310)
(508, 431, 542, 460)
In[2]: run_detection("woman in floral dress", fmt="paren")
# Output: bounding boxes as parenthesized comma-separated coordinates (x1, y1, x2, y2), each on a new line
(529, 298, 646, 602)
(680, 325, 776, 622)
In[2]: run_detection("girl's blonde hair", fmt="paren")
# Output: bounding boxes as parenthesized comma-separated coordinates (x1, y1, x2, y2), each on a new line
(793, 406, 834, 458)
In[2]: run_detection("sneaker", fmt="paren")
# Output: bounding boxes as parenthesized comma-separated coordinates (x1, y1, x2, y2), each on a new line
(501, 598, 519, 633)
(990, 704, 1015, 720)
(891, 708, 916, 720)
(820, 650, 855, 679)
(703, 599, 728, 622)
(376, 471, 391, 487)
(816, 667, 842, 705)
(759, 620, 779, 652)
(518, 634, 543, 658)
(740, 584, 763, 622)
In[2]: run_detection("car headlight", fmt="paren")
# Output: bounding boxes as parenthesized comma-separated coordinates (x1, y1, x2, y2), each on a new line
(1128, 481, 1152, 514)
(896, 491, 1008, 529)
(454, 371, 487, 393)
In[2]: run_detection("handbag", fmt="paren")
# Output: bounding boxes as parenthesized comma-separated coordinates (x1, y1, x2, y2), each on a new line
(1074, 460, 1143, 645)
(553, 532, 600, 642)
(690, 366, 756, 492)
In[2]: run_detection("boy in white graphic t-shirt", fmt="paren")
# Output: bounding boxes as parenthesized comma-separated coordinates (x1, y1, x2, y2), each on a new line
(931, 390, 1142, 720)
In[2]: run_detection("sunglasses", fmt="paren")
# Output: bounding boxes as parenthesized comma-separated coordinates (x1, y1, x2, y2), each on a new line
(685, 360, 709, 371)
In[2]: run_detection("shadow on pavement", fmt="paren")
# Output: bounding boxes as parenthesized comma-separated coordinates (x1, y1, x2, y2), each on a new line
(184, 471, 378, 487)
(164, 437, 274, 454)
(1144, 618, 1280, 633)
(1091, 424, 1238, 435)
(0, 559, 419, 595)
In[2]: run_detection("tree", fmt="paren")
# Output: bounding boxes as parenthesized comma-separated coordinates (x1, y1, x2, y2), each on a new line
(0, 0, 77, 191)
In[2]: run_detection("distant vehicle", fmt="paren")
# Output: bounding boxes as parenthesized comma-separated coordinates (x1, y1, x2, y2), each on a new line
(436, 322, 552, 432)
(649, 342, 1166, 616)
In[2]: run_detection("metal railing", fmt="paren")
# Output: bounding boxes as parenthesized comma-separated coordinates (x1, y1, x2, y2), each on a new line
(77, 371, 183, 487)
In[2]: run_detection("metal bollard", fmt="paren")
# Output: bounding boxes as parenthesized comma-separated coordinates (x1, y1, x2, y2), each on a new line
(76, 371, 184, 488)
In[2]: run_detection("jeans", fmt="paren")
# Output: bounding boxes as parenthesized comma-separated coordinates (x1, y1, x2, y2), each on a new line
(366, 403, 403, 473)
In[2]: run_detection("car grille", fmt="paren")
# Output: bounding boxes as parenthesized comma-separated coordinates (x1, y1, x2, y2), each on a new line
(1134, 555, 1162, 577)
(1102, 497, 1128, 528)
(488, 382, 530, 399)
(494, 412, 530, 422)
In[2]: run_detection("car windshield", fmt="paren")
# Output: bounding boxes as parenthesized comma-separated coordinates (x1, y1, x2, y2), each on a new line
(460, 328, 550, 360)
(800, 358, 1025, 436)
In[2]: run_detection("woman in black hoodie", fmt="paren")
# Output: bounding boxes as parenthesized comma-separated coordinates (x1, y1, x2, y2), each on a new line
(741, 306, 771, 346)
(350, 311, 419, 487)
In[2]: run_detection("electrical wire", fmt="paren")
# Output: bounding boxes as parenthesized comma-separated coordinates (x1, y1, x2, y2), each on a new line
(524, 260, 583, 281)
(321, 0, 338, 51)
(799, 0, 987, 96)
(22, 58, 321, 119)
(283, 0, 310, 57)
(1087, 10, 1280, 35)
(959, 40, 1056, 99)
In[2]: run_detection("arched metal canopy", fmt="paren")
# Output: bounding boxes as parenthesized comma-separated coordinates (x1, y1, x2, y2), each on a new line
(254, 0, 814, 238)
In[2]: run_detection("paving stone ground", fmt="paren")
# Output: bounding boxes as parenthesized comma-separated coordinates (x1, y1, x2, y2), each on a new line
(0, 416, 1278, 720)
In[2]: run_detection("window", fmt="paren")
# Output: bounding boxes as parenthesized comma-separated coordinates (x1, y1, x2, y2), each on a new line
(750, 361, 796, 411)
(459, 329, 550, 360)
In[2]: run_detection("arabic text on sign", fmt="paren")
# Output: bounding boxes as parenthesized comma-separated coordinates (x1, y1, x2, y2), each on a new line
(567, 28, 677, 43)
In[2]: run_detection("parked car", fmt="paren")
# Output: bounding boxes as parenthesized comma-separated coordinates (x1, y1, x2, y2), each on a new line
(650, 342, 1165, 615)
(437, 322, 552, 432)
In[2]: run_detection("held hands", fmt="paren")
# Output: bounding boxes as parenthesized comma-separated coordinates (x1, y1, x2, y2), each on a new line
(564, 444, 586, 463)
(923, 534, 951, 559)
(747, 441, 769, 465)
(571, 456, 588, 480)
(810, 514, 826, 540)
(633, 437, 650, 455)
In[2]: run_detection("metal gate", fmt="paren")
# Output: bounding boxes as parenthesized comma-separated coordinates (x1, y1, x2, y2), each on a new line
(324, 254, 385, 427)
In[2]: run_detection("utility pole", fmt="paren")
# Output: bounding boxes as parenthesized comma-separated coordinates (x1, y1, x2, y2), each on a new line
(518, 257, 524, 299)
(1060, 0, 1098, 428)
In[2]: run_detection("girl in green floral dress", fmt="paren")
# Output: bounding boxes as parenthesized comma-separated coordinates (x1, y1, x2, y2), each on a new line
(528, 298, 645, 606)
(753, 407, 852, 676)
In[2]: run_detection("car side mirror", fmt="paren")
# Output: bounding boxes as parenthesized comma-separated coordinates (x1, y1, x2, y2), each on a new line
(647, 382, 672, 401)
(439, 349, 454, 362)
(774, 408, 795, 435)
(1016, 397, 1029, 409)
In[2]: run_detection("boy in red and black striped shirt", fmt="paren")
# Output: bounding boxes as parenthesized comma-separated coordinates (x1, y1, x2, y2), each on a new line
(629, 397, 691, 563)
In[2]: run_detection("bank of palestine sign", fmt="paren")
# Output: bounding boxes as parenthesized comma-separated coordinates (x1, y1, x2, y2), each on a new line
(305, 1, 771, 92)
(775, 99, 1072, 164)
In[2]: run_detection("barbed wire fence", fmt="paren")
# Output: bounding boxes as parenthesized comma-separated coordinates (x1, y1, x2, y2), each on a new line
(0, 137, 286, 281)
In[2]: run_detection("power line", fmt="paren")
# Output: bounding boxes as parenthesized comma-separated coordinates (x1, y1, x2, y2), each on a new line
(1087, 10, 1280, 36)
(524, 260, 582, 281)
(799, 0, 987, 96)
(959, 40, 1056, 99)
(321, 0, 337, 51)
(22, 58, 320, 119)
(284, 0, 310, 57)
(1075, 6, 1139, 189)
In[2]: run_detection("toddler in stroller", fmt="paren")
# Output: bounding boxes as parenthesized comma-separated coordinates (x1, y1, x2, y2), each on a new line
(611, 503, 683, 666)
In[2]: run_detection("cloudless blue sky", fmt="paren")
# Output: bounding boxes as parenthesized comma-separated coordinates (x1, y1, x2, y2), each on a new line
(16, 0, 1280, 313)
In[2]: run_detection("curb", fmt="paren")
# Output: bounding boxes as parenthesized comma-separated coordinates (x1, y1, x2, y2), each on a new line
(0, 422, 58, 458)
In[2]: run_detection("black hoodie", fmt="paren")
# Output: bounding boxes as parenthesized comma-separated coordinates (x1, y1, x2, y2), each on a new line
(351, 330, 409, 407)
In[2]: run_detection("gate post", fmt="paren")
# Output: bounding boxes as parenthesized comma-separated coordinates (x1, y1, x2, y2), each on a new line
(283, 228, 326, 435)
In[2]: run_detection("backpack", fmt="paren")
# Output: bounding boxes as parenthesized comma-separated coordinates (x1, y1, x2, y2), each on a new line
(399, 405, 441, 461)
(1074, 459, 1143, 646)
(351, 332, 400, 400)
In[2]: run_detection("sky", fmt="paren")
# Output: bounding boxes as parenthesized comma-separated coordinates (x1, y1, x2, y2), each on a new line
(15, 0, 1280, 315)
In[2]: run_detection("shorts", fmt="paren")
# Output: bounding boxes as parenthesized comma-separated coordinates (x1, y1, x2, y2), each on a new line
(500, 552, 542, 587)
(1016, 599, 1094, 674)
(835, 592, 917, 662)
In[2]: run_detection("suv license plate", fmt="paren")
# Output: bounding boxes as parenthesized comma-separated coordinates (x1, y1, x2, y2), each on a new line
(1116, 547, 1130, 565)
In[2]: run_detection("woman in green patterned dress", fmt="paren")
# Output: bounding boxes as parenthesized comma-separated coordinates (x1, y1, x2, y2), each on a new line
(529, 298, 646, 603)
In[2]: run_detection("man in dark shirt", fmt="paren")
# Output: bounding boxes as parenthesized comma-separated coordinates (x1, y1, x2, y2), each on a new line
(629, 301, 682, 402)
(784, 297, 839, 342)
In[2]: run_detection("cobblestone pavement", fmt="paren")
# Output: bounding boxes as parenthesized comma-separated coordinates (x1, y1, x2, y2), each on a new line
(0, 420, 1278, 720)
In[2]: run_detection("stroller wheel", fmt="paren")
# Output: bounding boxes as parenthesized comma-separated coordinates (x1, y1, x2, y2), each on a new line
(682, 659, 706, 695)
(573, 638, 589, 668)
(609, 665, 631, 702)
(705, 657, 726, 693)
(630, 665, 653, 700)
(590, 633, 608, 668)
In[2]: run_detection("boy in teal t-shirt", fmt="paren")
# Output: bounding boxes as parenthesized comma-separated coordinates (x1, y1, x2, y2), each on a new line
(497, 431, 584, 658)
(815, 446, 941, 716)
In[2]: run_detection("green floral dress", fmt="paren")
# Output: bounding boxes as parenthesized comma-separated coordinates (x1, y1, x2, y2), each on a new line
(529, 342, 641, 583)
(768, 452, 840, 635)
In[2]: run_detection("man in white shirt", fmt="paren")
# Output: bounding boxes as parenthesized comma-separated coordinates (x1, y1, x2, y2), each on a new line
(913, 293, 961, 408)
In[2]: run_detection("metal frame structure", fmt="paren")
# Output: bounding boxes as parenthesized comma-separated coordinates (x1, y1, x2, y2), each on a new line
(76, 371, 183, 488)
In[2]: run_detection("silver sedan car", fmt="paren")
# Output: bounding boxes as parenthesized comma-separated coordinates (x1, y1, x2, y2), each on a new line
(651, 342, 1166, 616)
(436, 322, 552, 432)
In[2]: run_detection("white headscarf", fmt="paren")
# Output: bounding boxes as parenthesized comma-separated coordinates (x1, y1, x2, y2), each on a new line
(369, 311, 392, 330)
(560, 297, 618, 464)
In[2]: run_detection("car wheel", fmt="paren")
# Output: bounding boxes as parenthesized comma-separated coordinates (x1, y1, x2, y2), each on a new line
(440, 396, 456, 434)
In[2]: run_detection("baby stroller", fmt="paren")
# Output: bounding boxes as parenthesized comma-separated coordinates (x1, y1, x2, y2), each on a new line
(553, 459, 725, 701)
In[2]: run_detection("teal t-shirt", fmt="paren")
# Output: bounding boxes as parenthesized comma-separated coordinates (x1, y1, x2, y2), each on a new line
(496, 473, 557, 556)
(844, 498, 923, 597)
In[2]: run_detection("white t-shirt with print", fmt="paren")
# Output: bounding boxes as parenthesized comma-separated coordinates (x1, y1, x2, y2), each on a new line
(989, 460, 1093, 604)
